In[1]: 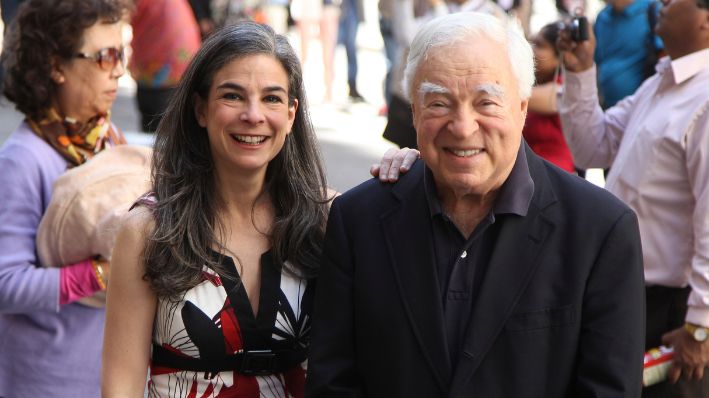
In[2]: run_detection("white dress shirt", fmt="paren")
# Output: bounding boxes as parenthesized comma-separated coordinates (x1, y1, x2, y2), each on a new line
(559, 48, 709, 326)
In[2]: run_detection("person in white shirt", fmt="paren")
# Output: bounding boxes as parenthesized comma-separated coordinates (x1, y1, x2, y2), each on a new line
(557, 0, 709, 396)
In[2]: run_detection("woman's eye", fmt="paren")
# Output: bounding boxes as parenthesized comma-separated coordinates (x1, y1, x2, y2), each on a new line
(264, 95, 283, 103)
(222, 92, 241, 100)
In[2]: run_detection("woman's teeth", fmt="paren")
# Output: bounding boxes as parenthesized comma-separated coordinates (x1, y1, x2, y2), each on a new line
(233, 135, 266, 145)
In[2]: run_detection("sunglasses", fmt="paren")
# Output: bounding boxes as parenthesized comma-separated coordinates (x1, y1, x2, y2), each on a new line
(74, 47, 125, 71)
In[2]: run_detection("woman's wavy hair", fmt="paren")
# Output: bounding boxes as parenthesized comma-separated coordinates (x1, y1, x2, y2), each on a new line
(144, 22, 329, 297)
(1, 0, 130, 120)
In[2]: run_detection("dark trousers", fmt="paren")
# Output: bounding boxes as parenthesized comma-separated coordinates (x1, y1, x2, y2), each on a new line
(379, 16, 397, 107)
(1, 0, 22, 27)
(643, 286, 709, 397)
(337, 0, 359, 83)
(0, 0, 24, 88)
(382, 95, 417, 149)
(136, 85, 175, 133)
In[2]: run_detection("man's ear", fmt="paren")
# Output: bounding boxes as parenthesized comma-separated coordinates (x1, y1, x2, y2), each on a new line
(520, 98, 529, 123)
(193, 93, 207, 128)
(50, 58, 65, 84)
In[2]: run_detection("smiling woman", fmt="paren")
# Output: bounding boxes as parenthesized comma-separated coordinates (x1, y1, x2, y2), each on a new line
(0, 0, 132, 397)
(102, 22, 329, 398)
(195, 54, 298, 177)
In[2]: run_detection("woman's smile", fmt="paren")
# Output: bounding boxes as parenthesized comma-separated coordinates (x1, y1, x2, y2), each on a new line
(230, 134, 269, 145)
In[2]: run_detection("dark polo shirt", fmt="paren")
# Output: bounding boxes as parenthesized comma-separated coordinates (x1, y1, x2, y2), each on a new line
(423, 142, 535, 367)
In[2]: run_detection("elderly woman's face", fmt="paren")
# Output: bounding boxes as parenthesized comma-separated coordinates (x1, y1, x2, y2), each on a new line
(52, 21, 125, 123)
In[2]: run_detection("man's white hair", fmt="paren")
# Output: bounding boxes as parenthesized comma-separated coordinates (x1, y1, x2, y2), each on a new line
(402, 12, 535, 102)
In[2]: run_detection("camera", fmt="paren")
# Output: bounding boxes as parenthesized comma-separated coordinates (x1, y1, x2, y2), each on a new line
(560, 16, 589, 42)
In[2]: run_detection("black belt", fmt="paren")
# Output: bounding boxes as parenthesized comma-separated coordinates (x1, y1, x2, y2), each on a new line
(151, 343, 306, 377)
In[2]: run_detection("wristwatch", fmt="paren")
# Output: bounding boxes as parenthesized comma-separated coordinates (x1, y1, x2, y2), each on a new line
(685, 323, 709, 342)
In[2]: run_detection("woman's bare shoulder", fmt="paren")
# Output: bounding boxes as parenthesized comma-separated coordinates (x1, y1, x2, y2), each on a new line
(119, 206, 155, 245)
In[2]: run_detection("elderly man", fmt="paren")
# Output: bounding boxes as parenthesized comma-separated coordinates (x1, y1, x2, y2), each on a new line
(558, 0, 709, 396)
(306, 12, 645, 397)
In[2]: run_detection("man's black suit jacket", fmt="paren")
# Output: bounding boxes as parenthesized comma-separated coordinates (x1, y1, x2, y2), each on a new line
(306, 145, 645, 398)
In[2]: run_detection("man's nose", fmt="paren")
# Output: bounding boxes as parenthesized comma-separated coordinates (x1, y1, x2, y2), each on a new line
(448, 108, 479, 137)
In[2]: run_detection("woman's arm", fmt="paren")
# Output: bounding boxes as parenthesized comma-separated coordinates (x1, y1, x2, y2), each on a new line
(0, 146, 62, 312)
(0, 141, 115, 312)
(528, 82, 559, 115)
(102, 207, 157, 397)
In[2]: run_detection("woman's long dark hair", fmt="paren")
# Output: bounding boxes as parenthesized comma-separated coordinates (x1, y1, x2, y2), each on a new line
(144, 22, 328, 297)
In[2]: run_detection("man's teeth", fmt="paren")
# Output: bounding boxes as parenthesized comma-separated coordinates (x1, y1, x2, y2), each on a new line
(450, 149, 482, 157)
(233, 135, 266, 144)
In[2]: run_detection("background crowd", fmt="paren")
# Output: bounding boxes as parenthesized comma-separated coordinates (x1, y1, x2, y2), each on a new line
(0, 0, 706, 396)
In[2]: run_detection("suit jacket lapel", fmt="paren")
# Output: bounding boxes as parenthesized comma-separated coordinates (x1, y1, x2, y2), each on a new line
(448, 148, 558, 397)
(381, 162, 453, 394)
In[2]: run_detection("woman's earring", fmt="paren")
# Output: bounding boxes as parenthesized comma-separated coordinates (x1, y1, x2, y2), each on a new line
(51, 71, 65, 84)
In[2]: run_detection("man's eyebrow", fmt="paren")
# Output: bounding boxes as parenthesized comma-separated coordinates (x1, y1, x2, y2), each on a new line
(474, 83, 505, 98)
(418, 81, 449, 96)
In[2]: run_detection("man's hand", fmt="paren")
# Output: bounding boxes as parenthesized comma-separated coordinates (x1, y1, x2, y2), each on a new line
(662, 326, 709, 382)
(370, 148, 420, 182)
(556, 19, 596, 73)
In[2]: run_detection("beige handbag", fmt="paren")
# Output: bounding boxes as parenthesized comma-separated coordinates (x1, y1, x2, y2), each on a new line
(36, 145, 152, 308)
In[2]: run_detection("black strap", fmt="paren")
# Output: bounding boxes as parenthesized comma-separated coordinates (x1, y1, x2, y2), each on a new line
(151, 343, 306, 377)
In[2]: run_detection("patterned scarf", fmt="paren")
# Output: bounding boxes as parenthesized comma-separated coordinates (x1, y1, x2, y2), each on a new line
(27, 108, 126, 166)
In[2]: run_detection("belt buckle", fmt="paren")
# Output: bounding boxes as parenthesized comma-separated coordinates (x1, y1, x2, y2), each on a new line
(240, 350, 276, 376)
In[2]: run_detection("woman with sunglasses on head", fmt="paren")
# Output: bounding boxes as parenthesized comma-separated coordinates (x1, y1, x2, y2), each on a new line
(0, 0, 131, 396)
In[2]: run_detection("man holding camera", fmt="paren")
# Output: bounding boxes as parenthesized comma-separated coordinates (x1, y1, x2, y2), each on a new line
(558, 0, 709, 396)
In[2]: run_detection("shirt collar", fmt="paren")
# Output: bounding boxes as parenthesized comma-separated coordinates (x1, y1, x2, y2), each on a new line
(424, 141, 535, 218)
(656, 48, 709, 84)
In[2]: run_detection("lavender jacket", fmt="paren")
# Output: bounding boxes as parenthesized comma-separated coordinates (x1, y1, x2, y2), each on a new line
(0, 123, 104, 397)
